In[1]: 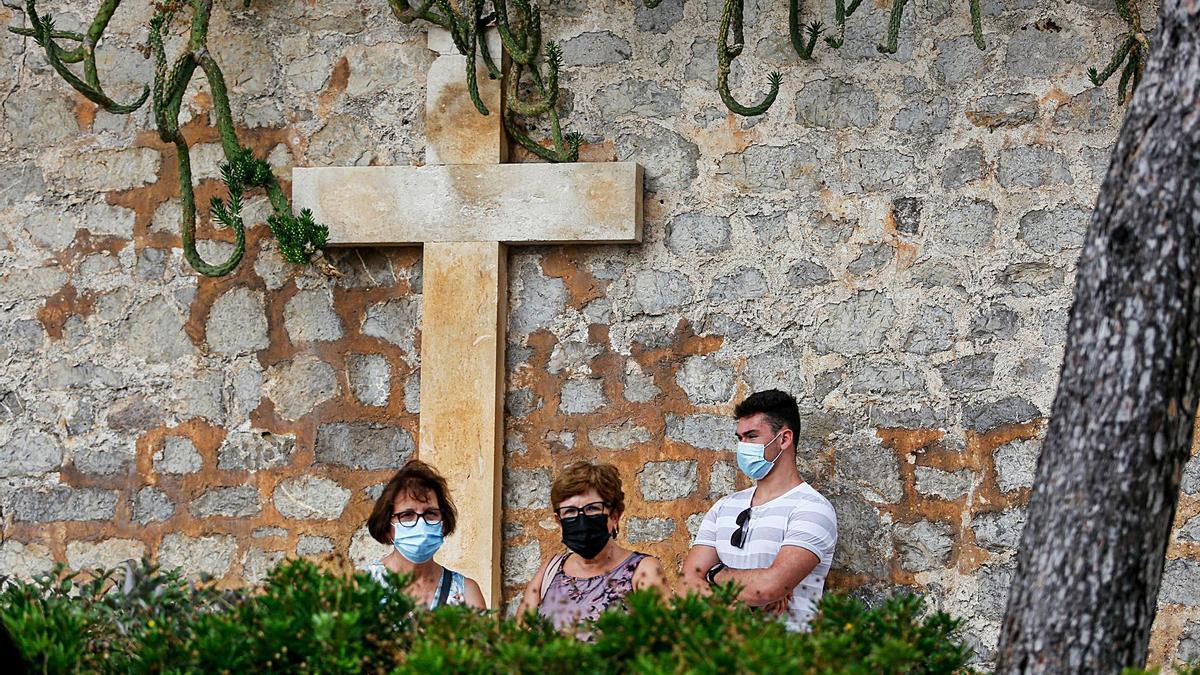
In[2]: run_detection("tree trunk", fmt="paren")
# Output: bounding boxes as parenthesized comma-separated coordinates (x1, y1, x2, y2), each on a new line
(995, 3, 1200, 672)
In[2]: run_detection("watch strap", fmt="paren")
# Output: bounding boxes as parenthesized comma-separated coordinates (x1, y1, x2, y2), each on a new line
(705, 562, 727, 586)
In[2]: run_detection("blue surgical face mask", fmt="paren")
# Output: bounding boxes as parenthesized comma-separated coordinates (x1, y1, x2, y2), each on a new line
(393, 520, 444, 563)
(736, 429, 786, 480)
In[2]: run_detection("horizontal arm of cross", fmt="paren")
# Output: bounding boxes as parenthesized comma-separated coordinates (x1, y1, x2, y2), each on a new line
(292, 162, 643, 246)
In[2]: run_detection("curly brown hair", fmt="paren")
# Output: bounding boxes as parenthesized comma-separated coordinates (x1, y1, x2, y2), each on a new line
(367, 460, 458, 544)
(550, 461, 625, 514)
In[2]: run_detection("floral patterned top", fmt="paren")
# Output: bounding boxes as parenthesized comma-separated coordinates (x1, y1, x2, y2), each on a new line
(538, 551, 648, 631)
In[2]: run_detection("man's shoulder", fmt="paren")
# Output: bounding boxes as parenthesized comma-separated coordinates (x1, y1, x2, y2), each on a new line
(789, 484, 837, 519)
(706, 486, 754, 515)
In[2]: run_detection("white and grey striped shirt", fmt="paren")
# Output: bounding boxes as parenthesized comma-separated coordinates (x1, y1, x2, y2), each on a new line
(693, 482, 837, 631)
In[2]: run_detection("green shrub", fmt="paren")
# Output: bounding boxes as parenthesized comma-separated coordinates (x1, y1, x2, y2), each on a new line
(0, 560, 238, 673)
(2, 558, 975, 674)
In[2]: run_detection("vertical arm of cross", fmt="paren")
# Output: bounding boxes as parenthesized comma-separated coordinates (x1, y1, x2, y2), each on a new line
(419, 28, 507, 606)
(419, 240, 506, 603)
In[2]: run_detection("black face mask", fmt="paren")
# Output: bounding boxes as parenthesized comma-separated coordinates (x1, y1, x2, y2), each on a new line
(560, 513, 612, 559)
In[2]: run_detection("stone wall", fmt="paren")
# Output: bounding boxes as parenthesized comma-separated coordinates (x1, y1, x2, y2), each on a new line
(0, 0, 1198, 667)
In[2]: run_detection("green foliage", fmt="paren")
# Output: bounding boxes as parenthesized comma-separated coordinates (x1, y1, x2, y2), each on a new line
(9, 0, 333, 279)
(1, 558, 976, 674)
(0, 559, 237, 673)
(208, 146, 329, 266)
(177, 557, 415, 672)
(268, 207, 330, 265)
(209, 146, 269, 232)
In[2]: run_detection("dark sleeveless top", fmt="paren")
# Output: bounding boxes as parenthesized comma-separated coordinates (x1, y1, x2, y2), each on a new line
(538, 551, 648, 630)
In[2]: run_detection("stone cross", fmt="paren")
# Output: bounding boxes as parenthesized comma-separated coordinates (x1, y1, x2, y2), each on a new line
(293, 29, 642, 606)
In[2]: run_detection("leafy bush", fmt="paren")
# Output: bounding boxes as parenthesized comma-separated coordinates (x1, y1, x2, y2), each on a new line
(0, 559, 238, 673)
(2, 558, 976, 673)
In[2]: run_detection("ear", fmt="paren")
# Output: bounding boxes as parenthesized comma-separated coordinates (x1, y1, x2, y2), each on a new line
(782, 427, 796, 452)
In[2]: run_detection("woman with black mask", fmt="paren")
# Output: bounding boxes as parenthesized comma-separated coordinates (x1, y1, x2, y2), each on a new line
(517, 461, 667, 631)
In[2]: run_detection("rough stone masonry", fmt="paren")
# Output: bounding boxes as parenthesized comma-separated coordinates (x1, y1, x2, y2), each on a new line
(0, 0, 1197, 667)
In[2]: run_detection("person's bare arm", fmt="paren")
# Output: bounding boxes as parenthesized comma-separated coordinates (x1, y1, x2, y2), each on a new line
(516, 556, 553, 619)
(462, 577, 487, 610)
(711, 546, 819, 607)
(679, 545, 720, 597)
(632, 555, 670, 599)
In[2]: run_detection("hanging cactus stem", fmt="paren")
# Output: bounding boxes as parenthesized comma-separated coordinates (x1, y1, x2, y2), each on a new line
(132, 0, 330, 277)
(1087, 0, 1146, 102)
(824, 0, 864, 49)
(8, 26, 86, 50)
(788, 0, 823, 60)
(794, 21, 824, 60)
(876, 0, 909, 54)
(717, 0, 780, 116)
(11, 0, 150, 113)
(476, 20, 501, 80)
(175, 137, 244, 277)
(465, 0, 494, 113)
(1088, 35, 1136, 85)
(968, 0, 985, 49)
(388, 0, 448, 26)
(468, 0, 577, 160)
(1116, 48, 1142, 103)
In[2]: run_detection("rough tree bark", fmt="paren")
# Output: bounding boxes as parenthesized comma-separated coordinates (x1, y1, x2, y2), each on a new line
(995, 3, 1200, 672)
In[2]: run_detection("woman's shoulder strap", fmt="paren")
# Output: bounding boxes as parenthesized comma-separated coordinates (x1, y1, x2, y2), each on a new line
(538, 552, 570, 601)
(620, 551, 653, 576)
(434, 566, 454, 608)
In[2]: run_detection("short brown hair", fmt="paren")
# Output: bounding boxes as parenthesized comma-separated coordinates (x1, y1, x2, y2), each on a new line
(368, 460, 458, 544)
(550, 461, 625, 514)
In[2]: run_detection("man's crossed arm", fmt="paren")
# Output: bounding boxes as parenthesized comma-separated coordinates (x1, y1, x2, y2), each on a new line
(680, 545, 820, 607)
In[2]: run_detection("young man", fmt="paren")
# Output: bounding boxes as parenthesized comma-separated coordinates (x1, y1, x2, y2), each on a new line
(681, 389, 838, 630)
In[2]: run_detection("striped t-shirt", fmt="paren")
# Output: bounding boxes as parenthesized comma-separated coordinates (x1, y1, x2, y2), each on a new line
(693, 482, 837, 631)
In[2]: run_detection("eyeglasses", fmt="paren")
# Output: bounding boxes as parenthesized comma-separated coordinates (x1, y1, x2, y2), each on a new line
(392, 509, 442, 528)
(730, 507, 752, 548)
(554, 501, 610, 521)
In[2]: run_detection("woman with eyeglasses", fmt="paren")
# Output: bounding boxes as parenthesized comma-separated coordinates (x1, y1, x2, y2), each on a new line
(363, 459, 486, 609)
(516, 461, 667, 630)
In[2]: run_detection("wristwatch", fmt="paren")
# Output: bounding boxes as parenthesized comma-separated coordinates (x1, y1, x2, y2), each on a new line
(705, 562, 727, 586)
